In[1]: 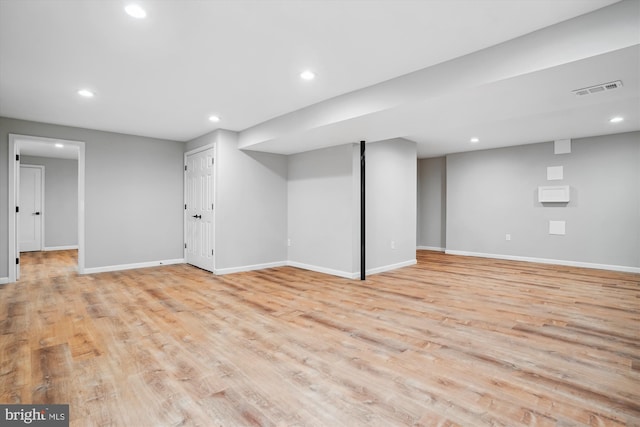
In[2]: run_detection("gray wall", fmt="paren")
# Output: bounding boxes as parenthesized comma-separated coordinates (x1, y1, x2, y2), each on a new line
(366, 138, 417, 271)
(216, 130, 288, 271)
(21, 156, 78, 248)
(288, 144, 357, 275)
(446, 132, 640, 268)
(288, 140, 417, 277)
(0, 117, 184, 275)
(186, 129, 288, 272)
(417, 156, 446, 250)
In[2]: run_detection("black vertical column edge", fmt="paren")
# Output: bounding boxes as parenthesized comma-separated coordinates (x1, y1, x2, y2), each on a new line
(360, 140, 366, 281)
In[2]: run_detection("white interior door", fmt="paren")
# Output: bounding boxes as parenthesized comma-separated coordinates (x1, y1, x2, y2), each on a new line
(19, 165, 44, 252)
(185, 148, 214, 272)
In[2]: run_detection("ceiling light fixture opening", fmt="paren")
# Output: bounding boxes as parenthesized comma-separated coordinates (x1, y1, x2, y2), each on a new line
(125, 4, 147, 19)
(209, 115, 220, 123)
(300, 70, 316, 81)
(55, 143, 64, 148)
(609, 116, 624, 123)
(470, 137, 480, 143)
(77, 89, 95, 98)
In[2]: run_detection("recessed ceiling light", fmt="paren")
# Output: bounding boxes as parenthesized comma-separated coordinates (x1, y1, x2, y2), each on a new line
(470, 137, 480, 143)
(209, 115, 220, 123)
(55, 143, 64, 148)
(300, 70, 316, 81)
(609, 116, 624, 123)
(77, 89, 94, 98)
(125, 3, 147, 19)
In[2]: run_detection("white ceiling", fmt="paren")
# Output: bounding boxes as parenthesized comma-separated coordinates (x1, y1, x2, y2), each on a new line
(1, 0, 638, 158)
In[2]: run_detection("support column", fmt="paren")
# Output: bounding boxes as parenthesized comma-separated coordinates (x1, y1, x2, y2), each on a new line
(360, 140, 365, 281)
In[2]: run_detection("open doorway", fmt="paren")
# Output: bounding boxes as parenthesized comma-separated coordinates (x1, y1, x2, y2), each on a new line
(8, 134, 86, 282)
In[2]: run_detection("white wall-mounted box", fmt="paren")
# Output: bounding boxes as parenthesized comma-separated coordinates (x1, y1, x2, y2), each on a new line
(547, 166, 564, 181)
(554, 139, 571, 154)
(538, 185, 570, 203)
(549, 220, 566, 235)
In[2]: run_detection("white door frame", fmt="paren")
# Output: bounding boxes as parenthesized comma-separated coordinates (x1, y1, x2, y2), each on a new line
(8, 134, 86, 282)
(19, 164, 45, 252)
(184, 143, 215, 273)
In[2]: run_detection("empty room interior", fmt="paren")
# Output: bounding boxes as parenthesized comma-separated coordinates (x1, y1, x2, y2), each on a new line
(1, 0, 639, 426)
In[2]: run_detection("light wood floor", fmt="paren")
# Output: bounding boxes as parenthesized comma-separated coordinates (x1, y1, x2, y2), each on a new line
(1, 250, 639, 426)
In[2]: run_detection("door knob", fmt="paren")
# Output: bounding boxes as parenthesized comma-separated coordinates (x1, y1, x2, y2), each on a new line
(34, 212, 41, 215)
(192, 214, 201, 219)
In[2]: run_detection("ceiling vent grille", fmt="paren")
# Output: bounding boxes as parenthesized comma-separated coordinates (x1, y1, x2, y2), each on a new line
(573, 80, 623, 96)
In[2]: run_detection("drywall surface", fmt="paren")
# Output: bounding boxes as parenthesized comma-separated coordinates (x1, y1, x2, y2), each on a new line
(287, 138, 417, 277)
(446, 132, 639, 268)
(287, 144, 356, 275)
(213, 130, 288, 271)
(0, 117, 184, 275)
(365, 138, 417, 271)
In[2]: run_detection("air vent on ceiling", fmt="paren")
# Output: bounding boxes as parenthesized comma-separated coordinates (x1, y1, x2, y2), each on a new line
(573, 80, 623, 96)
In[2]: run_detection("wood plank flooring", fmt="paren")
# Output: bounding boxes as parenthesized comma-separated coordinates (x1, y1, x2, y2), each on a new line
(1, 250, 638, 426)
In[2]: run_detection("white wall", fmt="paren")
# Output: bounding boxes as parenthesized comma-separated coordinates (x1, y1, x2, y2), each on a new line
(445, 132, 640, 270)
(365, 138, 417, 273)
(0, 117, 185, 276)
(417, 157, 446, 250)
(186, 129, 288, 273)
(86, 130, 183, 269)
(288, 139, 417, 278)
(287, 144, 357, 277)
(1, 119, 416, 280)
(216, 130, 288, 272)
(21, 156, 78, 249)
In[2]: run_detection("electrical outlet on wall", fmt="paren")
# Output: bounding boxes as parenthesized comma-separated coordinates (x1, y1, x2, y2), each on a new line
(287, 238, 291, 247)
(505, 234, 511, 241)
(391, 240, 396, 249)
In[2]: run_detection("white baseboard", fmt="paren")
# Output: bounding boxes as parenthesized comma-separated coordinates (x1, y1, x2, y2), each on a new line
(288, 259, 417, 279)
(445, 250, 640, 274)
(83, 258, 185, 274)
(81, 257, 416, 279)
(44, 245, 78, 251)
(0, 277, 9, 285)
(286, 261, 357, 279)
(364, 259, 418, 276)
(417, 246, 445, 252)
(215, 261, 287, 275)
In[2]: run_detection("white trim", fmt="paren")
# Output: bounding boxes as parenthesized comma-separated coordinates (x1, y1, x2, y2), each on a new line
(287, 261, 357, 279)
(83, 258, 185, 274)
(214, 261, 287, 275)
(9, 137, 17, 282)
(44, 245, 79, 251)
(417, 246, 445, 252)
(364, 259, 417, 276)
(9, 134, 86, 282)
(286, 259, 418, 279)
(0, 277, 9, 285)
(78, 141, 86, 274)
(184, 143, 215, 157)
(445, 250, 640, 274)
